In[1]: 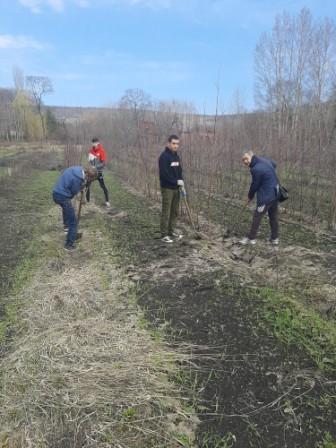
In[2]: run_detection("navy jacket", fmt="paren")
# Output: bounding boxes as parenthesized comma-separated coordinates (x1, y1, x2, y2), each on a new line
(53, 166, 85, 198)
(159, 147, 183, 189)
(248, 156, 279, 206)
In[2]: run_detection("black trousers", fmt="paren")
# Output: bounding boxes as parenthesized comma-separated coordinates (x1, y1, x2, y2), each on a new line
(247, 199, 279, 240)
(86, 172, 109, 202)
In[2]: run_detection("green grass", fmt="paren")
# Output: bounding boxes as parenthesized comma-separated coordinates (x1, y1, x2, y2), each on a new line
(256, 287, 336, 372)
(0, 169, 59, 345)
(317, 432, 336, 448)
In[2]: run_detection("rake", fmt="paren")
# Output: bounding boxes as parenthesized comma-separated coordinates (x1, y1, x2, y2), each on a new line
(180, 187, 202, 240)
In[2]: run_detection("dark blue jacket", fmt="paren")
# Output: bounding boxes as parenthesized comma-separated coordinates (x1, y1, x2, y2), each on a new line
(248, 156, 279, 206)
(53, 166, 85, 198)
(159, 147, 183, 189)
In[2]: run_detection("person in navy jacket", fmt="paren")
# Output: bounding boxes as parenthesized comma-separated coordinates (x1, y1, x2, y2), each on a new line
(240, 151, 280, 245)
(158, 135, 184, 243)
(53, 165, 97, 250)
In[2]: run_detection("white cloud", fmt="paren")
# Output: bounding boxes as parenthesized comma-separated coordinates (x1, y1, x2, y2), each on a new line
(19, 0, 64, 13)
(19, 0, 183, 13)
(0, 34, 49, 50)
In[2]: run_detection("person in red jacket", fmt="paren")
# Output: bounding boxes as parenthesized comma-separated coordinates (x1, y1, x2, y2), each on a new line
(86, 137, 110, 207)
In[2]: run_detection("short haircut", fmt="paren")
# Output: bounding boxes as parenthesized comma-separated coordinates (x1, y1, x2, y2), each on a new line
(91, 137, 99, 143)
(168, 134, 179, 142)
(242, 150, 254, 158)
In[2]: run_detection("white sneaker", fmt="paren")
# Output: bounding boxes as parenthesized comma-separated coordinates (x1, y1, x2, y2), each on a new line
(270, 238, 279, 246)
(170, 231, 183, 240)
(161, 235, 173, 243)
(239, 237, 256, 245)
(105, 201, 110, 207)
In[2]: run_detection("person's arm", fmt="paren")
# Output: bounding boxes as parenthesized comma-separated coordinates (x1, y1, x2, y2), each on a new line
(98, 146, 107, 169)
(177, 154, 183, 181)
(248, 168, 262, 200)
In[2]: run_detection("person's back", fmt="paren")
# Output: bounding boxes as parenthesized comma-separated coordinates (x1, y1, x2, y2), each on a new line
(249, 156, 278, 206)
(240, 151, 280, 246)
(53, 166, 84, 198)
(52, 166, 97, 251)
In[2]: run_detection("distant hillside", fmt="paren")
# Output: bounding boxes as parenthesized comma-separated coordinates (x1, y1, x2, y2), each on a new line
(46, 105, 117, 122)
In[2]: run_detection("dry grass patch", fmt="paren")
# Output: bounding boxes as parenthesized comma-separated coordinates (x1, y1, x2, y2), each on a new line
(0, 209, 198, 447)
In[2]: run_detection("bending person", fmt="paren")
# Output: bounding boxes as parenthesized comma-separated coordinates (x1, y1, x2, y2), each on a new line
(53, 165, 97, 251)
(240, 150, 279, 246)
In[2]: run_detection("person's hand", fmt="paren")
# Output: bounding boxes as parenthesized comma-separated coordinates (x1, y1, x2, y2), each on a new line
(180, 186, 187, 197)
(177, 179, 184, 187)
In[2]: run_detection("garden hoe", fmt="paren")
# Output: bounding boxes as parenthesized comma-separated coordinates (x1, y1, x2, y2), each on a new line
(180, 187, 202, 240)
(75, 190, 84, 241)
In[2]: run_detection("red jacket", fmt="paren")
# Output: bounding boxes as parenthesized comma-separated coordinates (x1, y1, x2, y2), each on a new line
(88, 143, 107, 170)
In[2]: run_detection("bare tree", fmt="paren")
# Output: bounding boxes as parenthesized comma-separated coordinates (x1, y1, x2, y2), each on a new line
(119, 88, 152, 112)
(26, 75, 53, 137)
(12, 66, 24, 92)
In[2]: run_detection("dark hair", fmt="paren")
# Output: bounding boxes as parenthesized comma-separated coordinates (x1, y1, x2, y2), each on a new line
(168, 134, 179, 142)
(91, 137, 99, 143)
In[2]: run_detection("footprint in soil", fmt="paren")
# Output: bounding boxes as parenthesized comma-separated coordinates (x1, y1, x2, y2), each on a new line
(47, 258, 66, 273)
(230, 247, 256, 264)
(107, 209, 128, 218)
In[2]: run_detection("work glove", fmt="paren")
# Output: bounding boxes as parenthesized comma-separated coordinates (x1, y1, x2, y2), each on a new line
(177, 179, 184, 187)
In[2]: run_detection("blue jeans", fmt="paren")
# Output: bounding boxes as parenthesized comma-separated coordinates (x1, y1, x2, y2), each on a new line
(53, 192, 77, 246)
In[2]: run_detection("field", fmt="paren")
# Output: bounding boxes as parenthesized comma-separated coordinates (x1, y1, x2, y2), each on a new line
(0, 145, 335, 447)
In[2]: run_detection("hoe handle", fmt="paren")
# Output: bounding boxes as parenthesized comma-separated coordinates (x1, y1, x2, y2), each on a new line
(77, 190, 84, 224)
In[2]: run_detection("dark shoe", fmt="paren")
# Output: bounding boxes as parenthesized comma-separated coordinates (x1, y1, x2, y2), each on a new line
(64, 244, 76, 251)
(75, 232, 82, 241)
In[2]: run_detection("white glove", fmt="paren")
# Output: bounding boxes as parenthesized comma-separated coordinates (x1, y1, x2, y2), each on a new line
(177, 179, 184, 187)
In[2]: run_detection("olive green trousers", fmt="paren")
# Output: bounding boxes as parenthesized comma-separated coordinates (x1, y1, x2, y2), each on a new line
(160, 188, 180, 236)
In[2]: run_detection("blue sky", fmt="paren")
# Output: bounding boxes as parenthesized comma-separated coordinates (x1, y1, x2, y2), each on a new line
(0, 0, 335, 113)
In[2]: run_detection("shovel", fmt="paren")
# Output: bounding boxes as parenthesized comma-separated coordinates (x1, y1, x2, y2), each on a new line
(180, 187, 202, 240)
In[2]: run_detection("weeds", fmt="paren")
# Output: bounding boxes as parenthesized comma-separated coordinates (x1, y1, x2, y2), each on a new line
(257, 287, 336, 372)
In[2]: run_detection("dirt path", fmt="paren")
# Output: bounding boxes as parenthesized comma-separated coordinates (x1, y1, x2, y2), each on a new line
(0, 206, 199, 447)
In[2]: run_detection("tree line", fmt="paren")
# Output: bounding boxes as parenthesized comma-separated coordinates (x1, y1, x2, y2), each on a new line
(0, 67, 55, 140)
(80, 9, 336, 229)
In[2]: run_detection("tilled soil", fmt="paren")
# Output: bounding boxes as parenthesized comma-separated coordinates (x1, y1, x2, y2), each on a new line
(86, 177, 336, 448)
